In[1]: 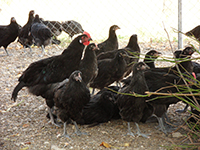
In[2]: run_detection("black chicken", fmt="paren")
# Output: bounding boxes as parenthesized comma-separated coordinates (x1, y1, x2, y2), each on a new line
(77, 90, 118, 126)
(0, 17, 20, 55)
(97, 34, 140, 77)
(61, 20, 84, 38)
(90, 51, 126, 92)
(143, 50, 161, 68)
(123, 47, 195, 86)
(185, 25, 200, 42)
(95, 85, 121, 120)
(144, 47, 195, 130)
(142, 69, 195, 133)
(41, 19, 62, 44)
(79, 43, 99, 86)
(18, 10, 34, 52)
(31, 14, 53, 56)
(116, 62, 150, 138)
(11, 32, 92, 126)
(96, 25, 120, 56)
(121, 49, 161, 86)
(54, 70, 90, 138)
(150, 47, 195, 75)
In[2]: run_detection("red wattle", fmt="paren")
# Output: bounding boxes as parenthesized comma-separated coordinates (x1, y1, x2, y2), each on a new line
(192, 72, 196, 79)
(83, 40, 90, 46)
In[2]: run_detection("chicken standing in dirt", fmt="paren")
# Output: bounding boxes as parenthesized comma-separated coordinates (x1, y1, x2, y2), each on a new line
(31, 14, 53, 56)
(0, 17, 20, 56)
(11, 32, 92, 126)
(54, 70, 90, 138)
(18, 10, 34, 52)
(96, 25, 120, 56)
(117, 62, 150, 138)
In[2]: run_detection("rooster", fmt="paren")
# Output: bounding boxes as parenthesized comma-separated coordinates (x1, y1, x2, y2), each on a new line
(11, 32, 92, 126)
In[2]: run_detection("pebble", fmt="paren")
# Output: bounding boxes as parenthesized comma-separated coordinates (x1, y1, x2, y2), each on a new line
(172, 132, 184, 138)
(51, 145, 65, 150)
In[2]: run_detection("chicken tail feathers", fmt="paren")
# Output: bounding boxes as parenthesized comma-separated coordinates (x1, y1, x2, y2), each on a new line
(11, 81, 26, 102)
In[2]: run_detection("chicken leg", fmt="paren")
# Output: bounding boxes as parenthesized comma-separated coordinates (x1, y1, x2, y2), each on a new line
(135, 123, 150, 138)
(39, 45, 45, 57)
(72, 120, 87, 136)
(61, 122, 71, 139)
(127, 122, 135, 137)
(47, 107, 61, 127)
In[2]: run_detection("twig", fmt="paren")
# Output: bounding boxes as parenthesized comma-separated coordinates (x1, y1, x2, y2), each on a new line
(163, 22, 200, 110)
(145, 91, 200, 97)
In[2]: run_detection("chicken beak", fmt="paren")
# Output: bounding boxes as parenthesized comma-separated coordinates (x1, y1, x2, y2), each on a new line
(116, 26, 120, 30)
(155, 52, 162, 57)
(95, 44, 100, 50)
(141, 64, 150, 70)
(75, 73, 82, 82)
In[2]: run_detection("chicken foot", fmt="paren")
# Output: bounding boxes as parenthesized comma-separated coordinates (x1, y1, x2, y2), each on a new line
(135, 123, 150, 138)
(72, 120, 87, 136)
(60, 122, 71, 139)
(47, 107, 61, 127)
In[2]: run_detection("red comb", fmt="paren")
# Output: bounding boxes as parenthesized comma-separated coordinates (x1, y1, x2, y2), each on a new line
(83, 31, 91, 39)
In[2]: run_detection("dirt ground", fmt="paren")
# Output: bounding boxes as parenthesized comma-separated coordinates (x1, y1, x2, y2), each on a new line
(0, 42, 199, 150)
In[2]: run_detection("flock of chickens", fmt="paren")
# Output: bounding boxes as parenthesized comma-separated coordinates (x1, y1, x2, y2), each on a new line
(0, 10, 84, 56)
(1, 10, 200, 139)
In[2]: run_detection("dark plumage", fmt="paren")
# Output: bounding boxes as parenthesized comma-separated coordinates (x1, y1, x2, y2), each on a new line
(11, 33, 92, 125)
(143, 50, 161, 68)
(122, 47, 194, 87)
(97, 34, 140, 77)
(96, 85, 121, 120)
(142, 69, 194, 133)
(0, 17, 20, 55)
(61, 20, 84, 38)
(150, 47, 195, 75)
(121, 48, 196, 133)
(121, 49, 161, 86)
(18, 10, 34, 52)
(31, 14, 53, 56)
(96, 25, 120, 56)
(77, 90, 118, 126)
(79, 43, 99, 86)
(192, 61, 200, 74)
(117, 62, 150, 138)
(90, 51, 126, 91)
(185, 25, 200, 41)
(41, 19, 62, 45)
(54, 70, 90, 138)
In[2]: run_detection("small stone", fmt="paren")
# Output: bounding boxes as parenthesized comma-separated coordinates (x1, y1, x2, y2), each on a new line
(44, 141, 50, 145)
(172, 132, 184, 138)
(51, 145, 65, 150)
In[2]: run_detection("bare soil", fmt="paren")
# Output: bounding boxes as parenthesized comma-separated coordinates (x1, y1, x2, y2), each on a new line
(0, 42, 199, 150)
